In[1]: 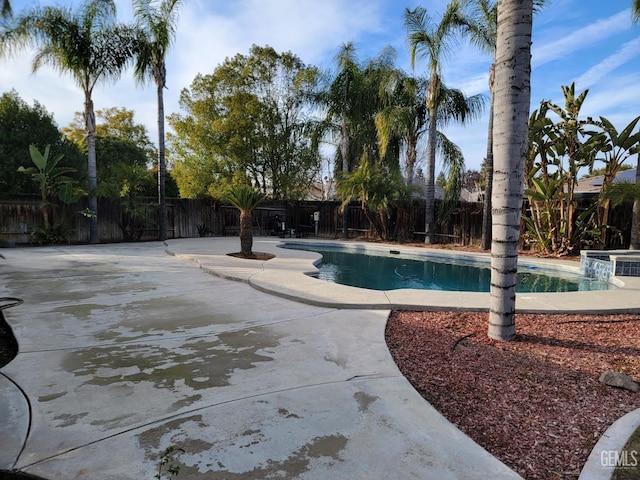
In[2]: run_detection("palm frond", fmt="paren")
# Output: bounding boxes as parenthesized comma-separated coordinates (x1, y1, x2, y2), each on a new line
(225, 184, 266, 212)
(602, 181, 640, 206)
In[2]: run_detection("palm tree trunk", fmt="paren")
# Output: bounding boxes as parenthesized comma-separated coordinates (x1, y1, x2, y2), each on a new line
(406, 134, 417, 184)
(239, 210, 253, 257)
(600, 198, 611, 247)
(481, 89, 495, 250)
(632, 160, 640, 249)
(631, 200, 640, 250)
(488, 0, 533, 342)
(341, 116, 349, 239)
(84, 93, 99, 244)
(405, 135, 417, 241)
(157, 79, 167, 241)
(424, 104, 437, 245)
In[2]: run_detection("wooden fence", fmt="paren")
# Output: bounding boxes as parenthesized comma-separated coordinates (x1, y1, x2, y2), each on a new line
(0, 194, 633, 250)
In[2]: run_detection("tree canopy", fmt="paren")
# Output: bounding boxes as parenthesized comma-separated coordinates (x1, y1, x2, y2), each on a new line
(168, 44, 322, 200)
(0, 90, 83, 195)
(63, 107, 156, 166)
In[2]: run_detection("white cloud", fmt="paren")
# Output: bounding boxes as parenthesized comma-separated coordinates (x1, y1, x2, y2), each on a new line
(457, 73, 491, 96)
(574, 37, 640, 89)
(578, 73, 640, 123)
(532, 10, 632, 68)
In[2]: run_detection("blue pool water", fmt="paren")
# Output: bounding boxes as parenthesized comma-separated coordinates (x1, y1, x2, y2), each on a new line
(285, 245, 613, 293)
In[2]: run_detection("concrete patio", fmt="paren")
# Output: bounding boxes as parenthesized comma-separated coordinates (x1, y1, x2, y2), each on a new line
(1, 237, 638, 479)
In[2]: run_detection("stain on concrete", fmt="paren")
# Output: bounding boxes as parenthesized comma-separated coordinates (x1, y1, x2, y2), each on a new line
(238, 429, 264, 449)
(305, 434, 347, 460)
(277, 408, 301, 419)
(90, 298, 251, 344)
(137, 415, 209, 452)
(37, 392, 67, 402)
(168, 394, 203, 413)
(53, 411, 88, 428)
(62, 330, 280, 408)
(51, 303, 109, 318)
(195, 434, 348, 479)
(90, 414, 137, 429)
(353, 391, 379, 413)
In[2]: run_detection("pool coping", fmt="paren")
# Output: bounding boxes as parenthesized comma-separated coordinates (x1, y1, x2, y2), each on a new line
(166, 238, 640, 314)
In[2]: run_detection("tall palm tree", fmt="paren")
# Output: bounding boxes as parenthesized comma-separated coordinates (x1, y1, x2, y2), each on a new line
(320, 43, 393, 237)
(404, 1, 467, 244)
(376, 74, 427, 186)
(133, 0, 183, 242)
(320, 43, 362, 238)
(0, 0, 136, 244)
(488, 0, 534, 342)
(634, 0, 640, 22)
(377, 74, 482, 187)
(460, 0, 497, 250)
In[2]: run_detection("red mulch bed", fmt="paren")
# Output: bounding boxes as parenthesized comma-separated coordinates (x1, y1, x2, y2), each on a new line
(386, 311, 640, 479)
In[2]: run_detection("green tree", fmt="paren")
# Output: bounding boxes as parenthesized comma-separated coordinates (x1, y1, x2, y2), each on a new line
(337, 152, 408, 241)
(96, 107, 156, 162)
(375, 72, 426, 241)
(629, 1, 639, 248)
(18, 145, 74, 233)
(0, 90, 83, 195)
(322, 43, 361, 239)
(0, 0, 137, 243)
(225, 185, 266, 258)
(488, 0, 533, 341)
(375, 72, 482, 237)
(545, 83, 596, 244)
(169, 150, 230, 199)
(405, 1, 472, 244)
(603, 181, 640, 249)
(169, 45, 321, 200)
(589, 116, 640, 243)
(97, 162, 155, 241)
(63, 108, 154, 185)
(95, 135, 149, 182)
(376, 74, 427, 188)
(133, 0, 183, 241)
(322, 43, 388, 174)
(319, 43, 397, 236)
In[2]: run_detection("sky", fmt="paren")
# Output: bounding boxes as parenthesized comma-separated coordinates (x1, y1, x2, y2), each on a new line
(1, 0, 639, 176)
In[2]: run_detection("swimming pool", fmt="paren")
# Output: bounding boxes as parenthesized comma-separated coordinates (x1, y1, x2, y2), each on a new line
(283, 244, 613, 293)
